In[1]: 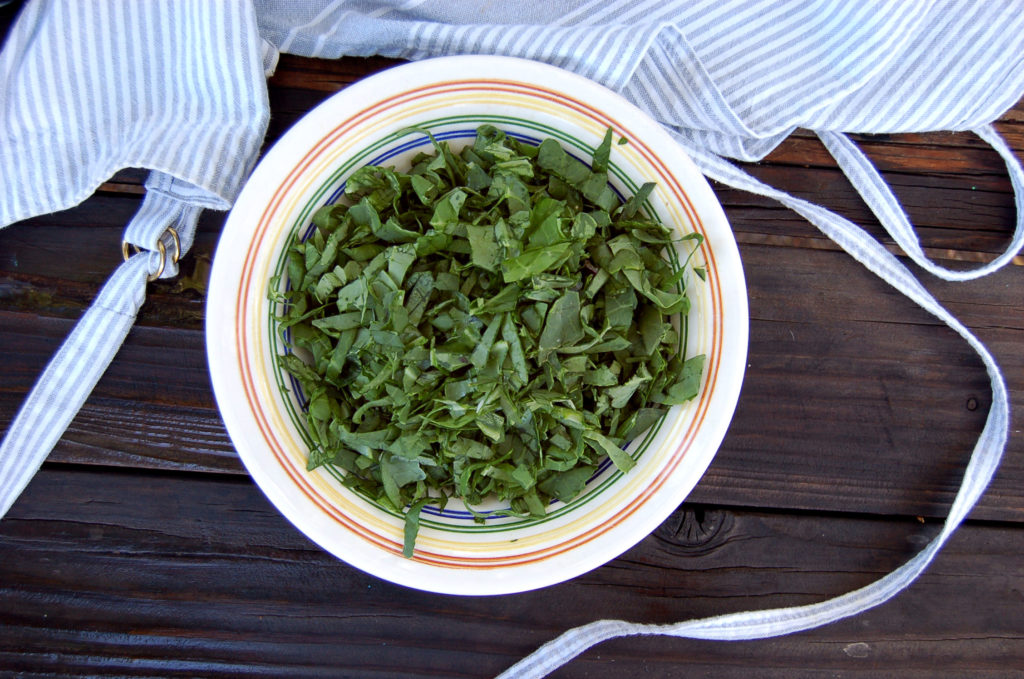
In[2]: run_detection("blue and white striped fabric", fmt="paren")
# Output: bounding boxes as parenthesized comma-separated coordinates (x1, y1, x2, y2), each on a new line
(255, 0, 1024, 282)
(0, 0, 274, 516)
(1, 2, 1022, 678)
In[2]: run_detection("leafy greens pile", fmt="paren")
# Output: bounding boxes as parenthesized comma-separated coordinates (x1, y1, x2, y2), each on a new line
(273, 125, 705, 556)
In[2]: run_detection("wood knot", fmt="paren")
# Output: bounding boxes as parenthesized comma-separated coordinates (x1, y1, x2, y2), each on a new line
(654, 505, 730, 553)
(843, 642, 871, 658)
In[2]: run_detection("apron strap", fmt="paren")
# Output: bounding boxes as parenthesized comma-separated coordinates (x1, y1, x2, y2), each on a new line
(498, 141, 1012, 678)
(0, 182, 201, 517)
(818, 126, 1024, 281)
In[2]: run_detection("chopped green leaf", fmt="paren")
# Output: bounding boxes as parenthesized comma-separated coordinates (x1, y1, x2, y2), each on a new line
(271, 126, 707, 558)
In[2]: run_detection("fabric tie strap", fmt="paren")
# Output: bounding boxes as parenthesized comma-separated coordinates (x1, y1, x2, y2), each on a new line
(819, 126, 1024, 282)
(496, 137, 1013, 678)
(0, 0, 273, 515)
(0, 185, 196, 516)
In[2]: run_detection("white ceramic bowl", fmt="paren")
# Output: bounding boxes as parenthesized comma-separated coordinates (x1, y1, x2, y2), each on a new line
(206, 55, 747, 595)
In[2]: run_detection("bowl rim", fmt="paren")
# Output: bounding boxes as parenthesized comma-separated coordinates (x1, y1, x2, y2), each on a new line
(206, 55, 748, 595)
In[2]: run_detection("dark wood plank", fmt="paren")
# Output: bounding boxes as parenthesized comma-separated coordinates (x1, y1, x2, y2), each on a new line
(775, 126, 1024, 177)
(0, 200, 224, 329)
(727, 161, 1021, 259)
(2, 223, 1021, 518)
(693, 243, 1024, 521)
(0, 310, 240, 474)
(1, 467, 1022, 678)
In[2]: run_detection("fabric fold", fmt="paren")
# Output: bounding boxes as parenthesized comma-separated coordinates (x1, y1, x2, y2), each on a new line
(0, 0, 272, 519)
(0, 0, 272, 230)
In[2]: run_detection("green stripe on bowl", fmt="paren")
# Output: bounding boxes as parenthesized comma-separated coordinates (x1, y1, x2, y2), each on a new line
(265, 115, 696, 535)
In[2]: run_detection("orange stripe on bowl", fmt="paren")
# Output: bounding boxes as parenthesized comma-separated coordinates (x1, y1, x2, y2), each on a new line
(234, 78, 727, 568)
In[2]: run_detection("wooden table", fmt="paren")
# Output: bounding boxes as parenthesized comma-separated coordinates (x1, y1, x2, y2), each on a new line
(2, 6, 1022, 677)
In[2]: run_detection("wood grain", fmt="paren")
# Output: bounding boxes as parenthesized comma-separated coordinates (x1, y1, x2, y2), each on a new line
(2, 468, 1022, 678)
(3, 234, 1020, 519)
(1, 6, 1023, 676)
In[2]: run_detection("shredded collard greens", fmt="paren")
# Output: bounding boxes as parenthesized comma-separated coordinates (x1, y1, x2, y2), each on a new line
(272, 125, 705, 556)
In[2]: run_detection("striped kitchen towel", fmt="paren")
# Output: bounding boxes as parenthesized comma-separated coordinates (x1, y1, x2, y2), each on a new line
(1, 2, 1022, 678)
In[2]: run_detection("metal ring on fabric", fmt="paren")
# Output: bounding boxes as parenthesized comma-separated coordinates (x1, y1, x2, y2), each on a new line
(120, 227, 180, 282)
